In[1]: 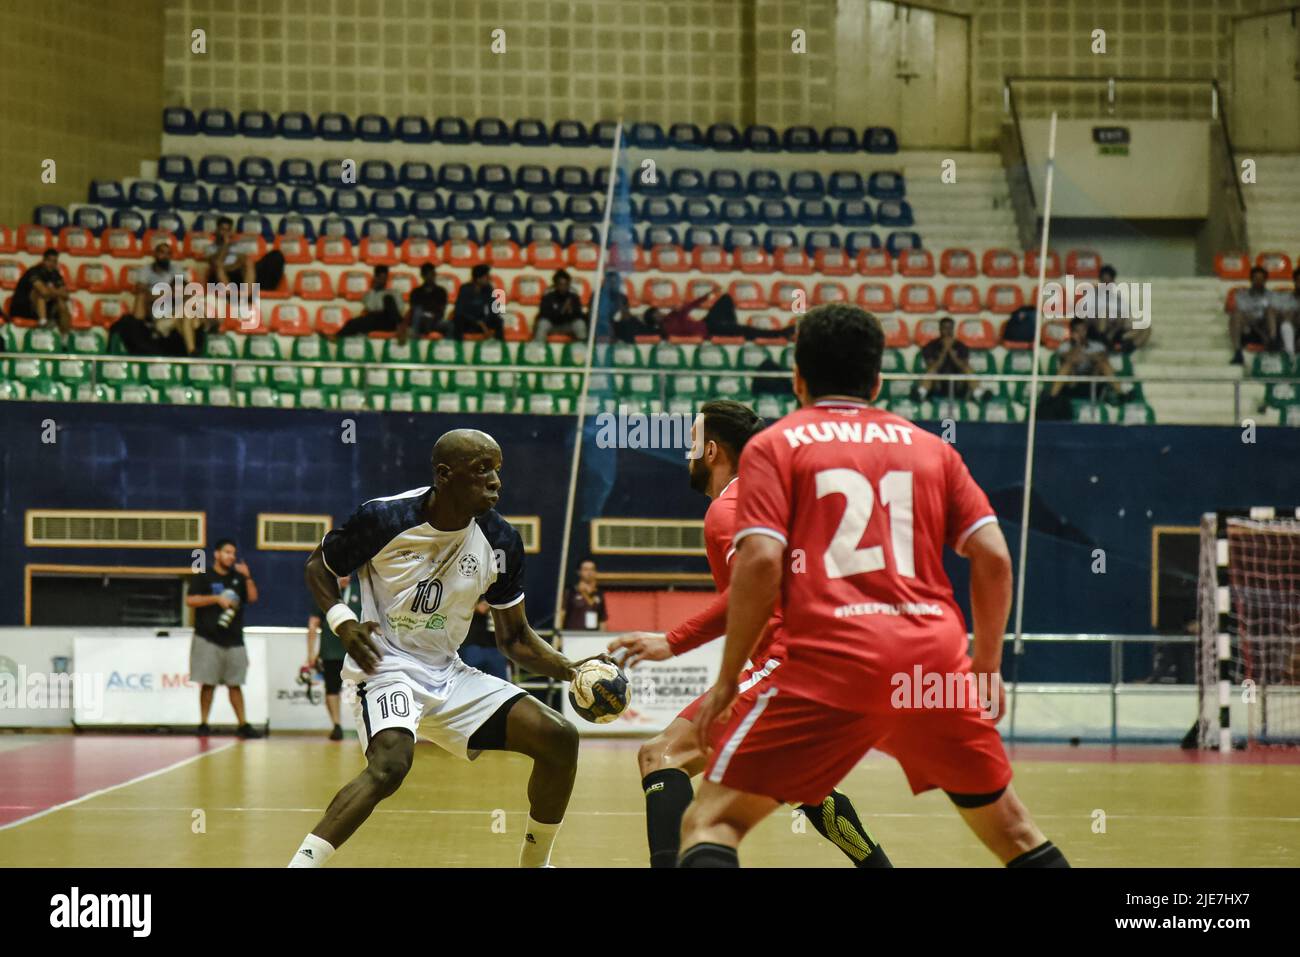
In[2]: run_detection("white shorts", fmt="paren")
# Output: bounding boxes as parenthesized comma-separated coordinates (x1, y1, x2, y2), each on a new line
(343, 656, 525, 760)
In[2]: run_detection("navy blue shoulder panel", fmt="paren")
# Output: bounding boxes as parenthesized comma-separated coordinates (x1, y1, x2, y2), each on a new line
(321, 488, 429, 576)
(476, 509, 525, 607)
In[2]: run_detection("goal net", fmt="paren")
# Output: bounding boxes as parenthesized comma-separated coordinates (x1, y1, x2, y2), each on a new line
(1197, 509, 1300, 750)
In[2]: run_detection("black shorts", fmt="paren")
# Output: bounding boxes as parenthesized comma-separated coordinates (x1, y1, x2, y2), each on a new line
(320, 658, 344, 694)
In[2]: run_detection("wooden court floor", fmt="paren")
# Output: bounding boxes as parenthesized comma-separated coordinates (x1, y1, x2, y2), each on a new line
(0, 733, 1296, 867)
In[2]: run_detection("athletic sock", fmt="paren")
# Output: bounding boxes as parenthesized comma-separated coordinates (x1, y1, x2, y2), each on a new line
(798, 789, 893, 868)
(519, 816, 561, 867)
(1007, 840, 1069, 868)
(288, 833, 335, 868)
(642, 768, 694, 868)
(678, 842, 739, 868)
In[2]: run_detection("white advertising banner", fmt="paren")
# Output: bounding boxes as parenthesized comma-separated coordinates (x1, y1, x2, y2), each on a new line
(73, 636, 268, 727)
(265, 631, 356, 732)
(558, 632, 723, 736)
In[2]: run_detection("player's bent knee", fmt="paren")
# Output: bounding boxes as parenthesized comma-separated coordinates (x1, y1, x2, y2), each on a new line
(541, 714, 579, 766)
(637, 735, 671, 776)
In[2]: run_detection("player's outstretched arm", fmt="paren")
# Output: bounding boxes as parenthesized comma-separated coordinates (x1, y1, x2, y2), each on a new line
(493, 600, 591, 682)
(963, 522, 1013, 721)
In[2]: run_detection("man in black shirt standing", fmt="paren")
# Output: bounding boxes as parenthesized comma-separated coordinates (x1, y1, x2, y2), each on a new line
(533, 269, 587, 341)
(11, 248, 72, 333)
(186, 538, 261, 738)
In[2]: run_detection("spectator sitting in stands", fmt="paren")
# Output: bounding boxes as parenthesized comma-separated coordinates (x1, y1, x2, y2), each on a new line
(206, 216, 256, 286)
(659, 291, 711, 338)
(452, 263, 503, 340)
(702, 291, 793, 341)
(336, 264, 403, 338)
(1229, 266, 1276, 365)
(1001, 304, 1036, 346)
(134, 240, 204, 356)
(1268, 266, 1299, 360)
(616, 305, 663, 342)
(400, 262, 449, 342)
(1041, 318, 1130, 417)
(913, 316, 989, 403)
(10, 248, 71, 334)
(533, 269, 587, 341)
(1090, 264, 1150, 354)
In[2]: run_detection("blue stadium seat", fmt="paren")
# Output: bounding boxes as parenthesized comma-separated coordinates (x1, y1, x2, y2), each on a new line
(884, 230, 922, 255)
(551, 119, 589, 147)
(360, 160, 397, 190)
(448, 193, 485, 221)
(149, 210, 186, 237)
(837, 199, 874, 227)
(782, 125, 819, 152)
(511, 118, 548, 146)
(683, 227, 720, 250)
(473, 117, 509, 145)
(845, 230, 880, 255)
(158, 155, 195, 183)
(828, 170, 865, 199)
(864, 127, 899, 153)
(440, 221, 478, 244)
(746, 169, 783, 200)
(639, 225, 676, 249)
(317, 112, 353, 140)
(639, 197, 679, 225)
(399, 219, 433, 241)
(291, 187, 327, 215)
(564, 223, 602, 245)
(396, 115, 434, 143)
(434, 116, 471, 144)
(399, 162, 435, 191)
(876, 199, 914, 228)
(591, 121, 620, 148)
(631, 167, 670, 196)
(89, 180, 126, 207)
(763, 228, 798, 253)
(482, 221, 520, 244)
(356, 114, 392, 142)
(238, 157, 275, 186)
(238, 214, 274, 240)
(476, 163, 513, 193)
(562, 196, 599, 223)
(595, 166, 619, 194)
(526, 195, 562, 223)
(668, 122, 705, 149)
(724, 227, 760, 250)
(359, 218, 397, 243)
(554, 166, 591, 195)
(759, 199, 795, 227)
(198, 108, 235, 136)
(804, 230, 840, 254)
(318, 215, 358, 243)
(438, 163, 475, 192)
(867, 171, 906, 200)
(370, 190, 407, 217)
(278, 158, 316, 187)
(277, 112, 314, 139)
(33, 205, 68, 230)
(486, 194, 522, 220)
(798, 199, 834, 228)
(822, 126, 859, 153)
(72, 206, 107, 235)
(720, 199, 757, 225)
(237, 110, 274, 138)
(318, 158, 351, 185)
(409, 192, 445, 218)
(192, 213, 226, 234)
(212, 185, 249, 213)
(682, 198, 720, 227)
(517, 165, 554, 194)
(609, 194, 633, 222)
(743, 124, 780, 151)
(705, 122, 742, 151)
(523, 223, 560, 246)
(171, 183, 209, 212)
(128, 181, 167, 210)
(707, 169, 744, 198)
(670, 168, 707, 197)
(329, 189, 367, 216)
(279, 214, 317, 241)
(629, 122, 667, 149)
(111, 208, 147, 236)
(163, 106, 196, 135)
(788, 170, 825, 200)
(199, 155, 236, 184)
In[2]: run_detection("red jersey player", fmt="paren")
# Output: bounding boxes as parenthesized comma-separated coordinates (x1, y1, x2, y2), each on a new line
(680, 305, 1068, 869)
(609, 400, 891, 868)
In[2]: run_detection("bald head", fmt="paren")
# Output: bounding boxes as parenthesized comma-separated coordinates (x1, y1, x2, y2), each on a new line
(429, 429, 503, 522)
(433, 429, 500, 468)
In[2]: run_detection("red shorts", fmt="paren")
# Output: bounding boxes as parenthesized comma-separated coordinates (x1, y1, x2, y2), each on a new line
(676, 655, 782, 750)
(702, 686, 1013, 806)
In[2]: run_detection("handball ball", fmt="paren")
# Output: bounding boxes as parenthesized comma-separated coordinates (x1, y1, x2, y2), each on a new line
(568, 660, 631, 724)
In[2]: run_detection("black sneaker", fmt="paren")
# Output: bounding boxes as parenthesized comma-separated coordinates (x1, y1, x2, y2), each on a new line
(329, 724, 344, 741)
(196, 723, 211, 736)
(1231, 349, 1244, 365)
(237, 723, 263, 739)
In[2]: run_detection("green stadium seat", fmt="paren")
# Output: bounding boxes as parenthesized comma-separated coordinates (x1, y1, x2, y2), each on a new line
(337, 389, 368, 411)
(1118, 400, 1156, 425)
(206, 385, 236, 407)
(21, 326, 62, 354)
(186, 362, 230, 387)
(1279, 403, 1300, 427)
(754, 395, 783, 419)
(54, 358, 91, 386)
(523, 393, 559, 414)
(693, 342, 730, 371)
(382, 337, 425, 364)
(533, 369, 580, 396)
(74, 382, 117, 402)
(204, 334, 238, 360)
(231, 363, 264, 387)
(117, 383, 160, 404)
(472, 338, 510, 366)
(668, 373, 706, 399)
(711, 375, 750, 399)
(315, 365, 355, 390)
(779, 344, 794, 370)
(886, 396, 923, 420)
(560, 341, 588, 368)
(432, 392, 465, 414)
(270, 364, 304, 391)
(650, 343, 687, 370)
(384, 391, 418, 413)
(162, 384, 202, 405)
(11, 357, 50, 384)
(99, 359, 137, 387)
(428, 339, 462, 365)
(141, 361, 180, 387)
(447, 368, 484, 392)
(925, 397, 976, 421)
(1001, 351, 1040, 401)
(1251, 352, 1292, 379)
(609, 342, 642, 369)
(979, 397, 1021, 423)
(0, 379, 25, 400)
(1071, 400, 1110, 423)
(291, 334, 331, 363)
(336, 336, 373, 363)
(240, 385, 280, 408)
(1265, 381, 1299, 409)
(666, 396, 696, 416)
(296, 387, 334, 409)
(518, 340, 554, 368)
(478, 392, 513, 413)
(69, 328, 107, 355)
(361, 365, 400, 390)
(243, 335, 281, 361)
(25, 379, 69, 401)
(620, 372, 659, 399)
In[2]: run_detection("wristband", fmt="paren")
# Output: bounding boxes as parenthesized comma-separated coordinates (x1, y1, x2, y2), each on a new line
(326, 603, 359, 633)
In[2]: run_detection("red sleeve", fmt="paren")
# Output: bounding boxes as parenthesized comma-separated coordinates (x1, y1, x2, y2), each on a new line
(734, 432, 792, 547)
(944, 443, 996, 554)
(666, 588, 730, 655)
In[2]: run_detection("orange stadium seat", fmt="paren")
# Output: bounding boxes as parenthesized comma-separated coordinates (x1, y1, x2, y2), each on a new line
(315, 303, 351, 335)
(271, 303, 313, 335)
(982, 248, 1019, 278)
(567, 242, 600, 271)
(485, 240, 524, 269)
(76, 262, 117, 293)
(651, 245, 690, 272)
(898, 282, 938, 313)
(0, 225, 14, 254)
(856, 282, 895, 313)
(57, 226, 96, 256)
(877, 314, 909, 349)
(913, 317, 941, 346)
(509, 274, 546, 306)
(957, 317, 997, 350)
(360, 237, 399, 267)
(316, 236, 355, 265)
(856, 248, 893, 277)
(233, 233, 268, 261)
(691, 245, 729, 273)
(728, 279, 766, 309)
(773, 246, 813, 275)
(1066, 248, 1102, 279)
(183, 232, 214, 261)
(642, 277, 681, 308)
(814, 247, 854, 276)
(502, 310, 531, 342)
(67, 298, 91, 329)
(435, 273, 461, 303)
(101, 228, 140, 258)
(1023, 249, 1062, 278)
(810, 280, 849, 306)
(942, 283, 981, 314)
(17, 224, 53, 254)
(526, 240, 565, 270)
(685, 278, 722, 301)
(897, 248, 934, 277)
(1214, 252, 1250, 281)
(401, 237, 439, 267)
(985, 283, 1024, 314)
(294, 269, 336, 301)
(441, 239, 479, 268)
(1224, 287, 1246, 313)
(275, 235, 313, 264)
(118, 263, 147, 290)
(388, 271, 418, 299)
(0, 259, 23, 290)
(141, 230, 180, 256)
(1257, 251, 1293, 280)
(734, 247, 773, 275)
(769, 279, 807, 312)
(571, 275, 592, 304)
(260, 273, 290, 300)
(1041, 319, 1069, 349)
(91, 299, 130, 328)
(939, 248, 977, 278)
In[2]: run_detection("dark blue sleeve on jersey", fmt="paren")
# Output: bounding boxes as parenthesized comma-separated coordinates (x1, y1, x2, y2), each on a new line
(321, 493, 423, 577)
(478, 511, 525, 607)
